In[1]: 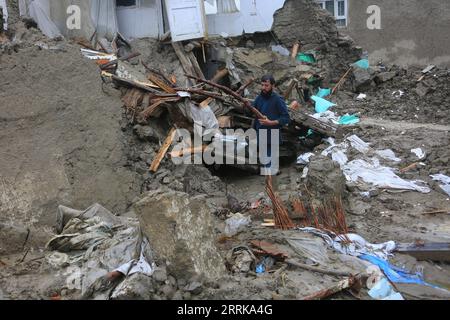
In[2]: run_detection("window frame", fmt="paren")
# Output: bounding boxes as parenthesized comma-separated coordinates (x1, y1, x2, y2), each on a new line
(315, 0, 348, 28)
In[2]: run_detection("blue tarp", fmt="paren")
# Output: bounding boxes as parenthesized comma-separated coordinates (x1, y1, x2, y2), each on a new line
(353, 59, 370, 69)
(316, 88, 331, 98)
(359, 254, 439, 288)
(339, 114, 360, 125)
(311, 95, 336, 113)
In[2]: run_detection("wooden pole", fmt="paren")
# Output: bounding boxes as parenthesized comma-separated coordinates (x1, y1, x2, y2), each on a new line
(150, 128, 177, 173)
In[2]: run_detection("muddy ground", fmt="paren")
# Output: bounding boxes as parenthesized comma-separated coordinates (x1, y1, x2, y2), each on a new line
(0, 2, 449, 301)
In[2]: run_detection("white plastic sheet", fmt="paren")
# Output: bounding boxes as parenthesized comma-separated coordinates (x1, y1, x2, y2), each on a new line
(411, 148, 426, 160)
(297, 227, 396, 261)
(347, 134, 370, 154)
(297, 152, 315, 165)
(430, 174, 450, 196)
(343, 158, 431, 193)
(224, 213, 251, 237)
(375, 149, 401, 163)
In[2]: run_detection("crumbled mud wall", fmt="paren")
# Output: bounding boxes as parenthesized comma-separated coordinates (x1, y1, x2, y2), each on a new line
(0, 43, 141, 239)
(273, 0, 362, 82)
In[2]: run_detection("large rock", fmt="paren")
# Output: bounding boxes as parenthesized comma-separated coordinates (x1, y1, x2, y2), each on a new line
(353, 68, 374, 92)
(306, 156, 346, 197)
(134, 189, 226, 281)
(0, 223, 29, 255)
(374, 71, 397, 84)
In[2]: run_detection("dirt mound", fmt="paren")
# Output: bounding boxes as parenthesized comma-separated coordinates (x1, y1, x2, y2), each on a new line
(273, 0, 362, 83)
(0, 42, 141, 243)
(332, 65, 450, 124)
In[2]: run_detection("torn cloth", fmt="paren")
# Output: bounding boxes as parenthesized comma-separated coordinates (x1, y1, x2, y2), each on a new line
(297, 227, 396, 260)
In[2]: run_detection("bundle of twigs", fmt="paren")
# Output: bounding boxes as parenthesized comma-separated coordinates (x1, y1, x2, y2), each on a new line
(265, 176, 295, 230)
(291, 195, 349, 238)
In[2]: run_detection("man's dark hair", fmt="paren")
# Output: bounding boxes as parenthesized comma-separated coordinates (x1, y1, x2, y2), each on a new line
(261, 74, 275, 85)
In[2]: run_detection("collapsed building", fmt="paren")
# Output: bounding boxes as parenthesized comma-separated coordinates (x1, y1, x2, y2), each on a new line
(0, 0, 449, 301)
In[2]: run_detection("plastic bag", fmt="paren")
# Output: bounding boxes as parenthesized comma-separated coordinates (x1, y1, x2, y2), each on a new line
(224, 213, 251, 237)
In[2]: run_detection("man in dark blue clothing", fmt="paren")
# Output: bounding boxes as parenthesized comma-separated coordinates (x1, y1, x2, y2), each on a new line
(252, 75, 291, 176)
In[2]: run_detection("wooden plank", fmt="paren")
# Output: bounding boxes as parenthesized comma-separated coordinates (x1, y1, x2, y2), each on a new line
(200, 97, 214, 108)
(147, 71, 177, 94)
(139, 100, 164, 120)
(396, 243, 450, 262)
(150, 128, 177, 173)
(172, 42, 197, 84)
(289, 108, 343, 138)
(187, 51, 205, 80)
(169, 145, 207, 158)
(211, 68, 229, 83)
(283, 79, 297, 100)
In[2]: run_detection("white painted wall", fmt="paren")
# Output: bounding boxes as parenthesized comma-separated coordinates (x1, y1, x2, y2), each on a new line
(117, 0, 162, 39)
(206, 0, 286, 36)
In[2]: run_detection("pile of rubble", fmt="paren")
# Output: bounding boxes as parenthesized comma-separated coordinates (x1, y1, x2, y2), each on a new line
(1, 0, 450, 301)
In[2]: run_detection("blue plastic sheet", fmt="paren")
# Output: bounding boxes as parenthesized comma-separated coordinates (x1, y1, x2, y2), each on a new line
(316, 88, 331, 98)
(311, 95, 336, 113)
(353, 59, 369, 69)
(339, 114, 360, 125)
(359, 254, 439, 288)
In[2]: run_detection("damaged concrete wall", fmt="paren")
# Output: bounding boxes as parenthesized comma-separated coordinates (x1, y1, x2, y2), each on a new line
(344, 0, 450, 67)
(206, 0, 285, 37)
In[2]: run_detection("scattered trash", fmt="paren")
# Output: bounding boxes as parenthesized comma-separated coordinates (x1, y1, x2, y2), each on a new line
(430, 174, 450, 197)
(411, 148, 426, 160)
(392, 90, 405, 98)
(297, 152, 315, 165)
(250, 240, 289, 261)
(368, 278, 404, 300)
(47, 204, 156, 299)
(271, 45, 290, 56)
(356, 93, 367, 100)
(297, 228, 396, 261)
(224, 213, 251, 237)
(286, 236, 329, 265)
(375, 149, 401, 163)
(421, 65, 436, 74)
(343, 158, 431, 193)
(297, 52, 316, 64)
(346, 135, 370, 154)
(255, 256, 275, 274)
(359, 254, 440, 288)
(226, 246, 256, 274)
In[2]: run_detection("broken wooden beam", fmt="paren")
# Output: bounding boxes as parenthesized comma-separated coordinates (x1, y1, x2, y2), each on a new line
(141, 60, 177, 91)
(286, 259, 353, 277)
(236, 78, 255, 95)
(302, 274, 363, 300)
(172, 42, 204, 84)
(331, 67, 353, 95)
(139, 100, 165, 120)
(283, 79, 298, 100)
(147, 71, 177, 94)
(100, 52, 141, 70)
(169, 145, 207, 158)
(186, 74, 266, 120)
(289, 108, 343, 138)
(150, 128, 177, 173)
(211, 68, 229, 83)
(396, 242, 450, 262)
